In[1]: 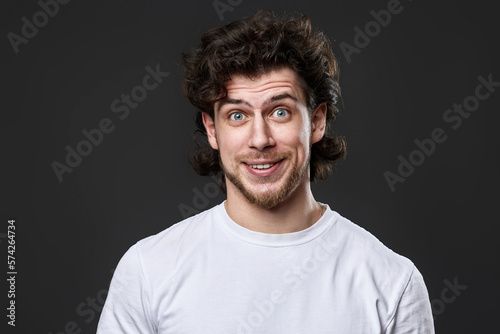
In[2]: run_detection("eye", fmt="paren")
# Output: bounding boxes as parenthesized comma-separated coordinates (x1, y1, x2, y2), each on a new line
(229, 112, 245, 121)
(272, 108, 288, 118)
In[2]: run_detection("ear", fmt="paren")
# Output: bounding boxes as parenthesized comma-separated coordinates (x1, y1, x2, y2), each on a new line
(311, 103, 327, 144)
(202, 112, 219, 150)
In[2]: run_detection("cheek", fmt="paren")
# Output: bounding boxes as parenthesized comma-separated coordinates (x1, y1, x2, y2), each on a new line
(216, 130, 240, 161)
(279, 123, 311, 155)
(300, 127, 311, 146)
(294, 111, 312, 144)
(295, 117, 312, 146)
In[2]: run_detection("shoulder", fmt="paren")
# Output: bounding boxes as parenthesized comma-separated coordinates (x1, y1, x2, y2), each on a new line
(325, 211, 426, 326)
(136, 204, 219, 257)
(326, 211, 416, 299)
(330, 211, 414, 272)
(116, 204, 220, 283)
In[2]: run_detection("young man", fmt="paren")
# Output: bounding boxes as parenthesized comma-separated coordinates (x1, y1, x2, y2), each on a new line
(97, 10, 434, 333)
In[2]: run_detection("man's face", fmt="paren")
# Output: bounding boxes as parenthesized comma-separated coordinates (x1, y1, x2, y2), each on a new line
(203, 67, 326, 209)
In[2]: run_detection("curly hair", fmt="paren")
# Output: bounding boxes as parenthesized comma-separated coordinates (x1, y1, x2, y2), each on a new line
(182, 9, 346, 193)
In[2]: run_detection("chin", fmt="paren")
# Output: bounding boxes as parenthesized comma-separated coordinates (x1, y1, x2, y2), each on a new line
(230, 174, 302, 210)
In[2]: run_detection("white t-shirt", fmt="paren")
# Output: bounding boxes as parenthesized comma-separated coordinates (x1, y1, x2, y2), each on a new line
(97, 202, 434, 333)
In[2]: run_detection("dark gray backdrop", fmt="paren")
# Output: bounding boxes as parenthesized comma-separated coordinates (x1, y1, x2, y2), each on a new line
(2, 0, 499, 333)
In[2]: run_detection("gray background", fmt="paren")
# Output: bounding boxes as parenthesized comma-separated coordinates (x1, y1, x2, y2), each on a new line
(2, 0, 499, 333)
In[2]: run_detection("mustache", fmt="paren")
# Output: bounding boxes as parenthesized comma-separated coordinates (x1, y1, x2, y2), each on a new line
(235, 151, 291, 162)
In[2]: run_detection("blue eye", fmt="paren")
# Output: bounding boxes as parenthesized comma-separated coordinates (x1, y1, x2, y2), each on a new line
(273, 109, 288, 118)
(230, 112, 244, 121)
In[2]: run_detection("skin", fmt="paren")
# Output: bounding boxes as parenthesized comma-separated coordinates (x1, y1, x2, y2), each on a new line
(202, 67, 327, 234)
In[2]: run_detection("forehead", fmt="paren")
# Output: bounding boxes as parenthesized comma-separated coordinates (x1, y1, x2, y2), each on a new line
(223, 67, 307, 102)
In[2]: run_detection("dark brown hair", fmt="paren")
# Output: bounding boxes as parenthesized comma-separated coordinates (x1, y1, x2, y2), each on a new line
(182, 9, 346, 192)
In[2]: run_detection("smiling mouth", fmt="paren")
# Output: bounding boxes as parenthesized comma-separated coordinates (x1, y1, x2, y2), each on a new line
(249, 163, 275, 169)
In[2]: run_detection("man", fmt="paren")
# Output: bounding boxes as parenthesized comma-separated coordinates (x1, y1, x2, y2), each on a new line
(97, 10, 434, 333)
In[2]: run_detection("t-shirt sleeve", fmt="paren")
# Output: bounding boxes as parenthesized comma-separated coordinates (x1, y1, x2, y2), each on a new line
(384, 266, 435, 334)
(97, 244, 156, 334)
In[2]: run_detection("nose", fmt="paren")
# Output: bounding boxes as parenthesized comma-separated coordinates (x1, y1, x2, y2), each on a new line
(248, 115, 275, 151)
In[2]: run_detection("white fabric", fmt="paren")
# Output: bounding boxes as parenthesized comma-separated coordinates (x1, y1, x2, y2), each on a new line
(97, 202, 434, 333)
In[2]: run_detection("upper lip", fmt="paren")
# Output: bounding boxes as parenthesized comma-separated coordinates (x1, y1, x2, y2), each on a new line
(244, 159, 282, 165)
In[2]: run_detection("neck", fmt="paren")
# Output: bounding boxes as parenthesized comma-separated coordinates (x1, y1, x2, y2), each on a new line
(224, 179, 323, 234)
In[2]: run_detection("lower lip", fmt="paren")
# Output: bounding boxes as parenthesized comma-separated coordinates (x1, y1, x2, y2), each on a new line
(244, 160, 283, 177)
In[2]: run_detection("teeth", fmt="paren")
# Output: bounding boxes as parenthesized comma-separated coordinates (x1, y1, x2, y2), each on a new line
(250, 163, 275, 169)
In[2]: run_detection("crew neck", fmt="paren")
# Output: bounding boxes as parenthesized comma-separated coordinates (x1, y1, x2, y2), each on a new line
(214, 201, 338, 247)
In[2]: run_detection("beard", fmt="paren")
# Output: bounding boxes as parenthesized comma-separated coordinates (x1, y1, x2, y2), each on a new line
(220, 150, 310, 210)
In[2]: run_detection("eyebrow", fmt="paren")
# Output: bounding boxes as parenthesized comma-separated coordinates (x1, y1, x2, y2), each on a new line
(216, 93, 298, 112)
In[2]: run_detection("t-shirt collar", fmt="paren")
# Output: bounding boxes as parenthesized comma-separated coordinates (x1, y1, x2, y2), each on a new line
(215, 201, 337, 247)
